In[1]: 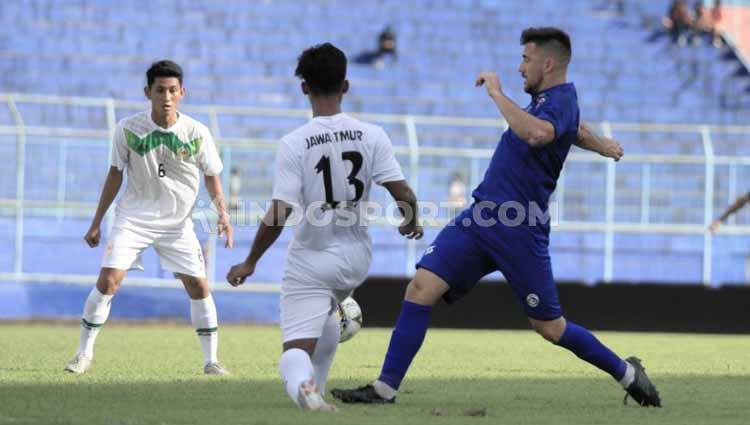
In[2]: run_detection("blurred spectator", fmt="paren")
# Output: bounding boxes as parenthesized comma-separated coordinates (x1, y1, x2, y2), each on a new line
(692, 1, 720, 46)
(711, 0, 722, 23)
(229, 167, 242, 212)
(648, 0, 725, 49)
(446, 171, 467, 209)
(595, 0, 625, 16)
(710, 0, 724, 47)
(663, 0, 693, 45)
(354, 27, 397, 68)
(613, 0, 625, 16)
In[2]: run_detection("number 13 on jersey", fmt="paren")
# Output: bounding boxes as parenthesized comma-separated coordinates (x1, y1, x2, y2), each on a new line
(314, 151, 364, 208)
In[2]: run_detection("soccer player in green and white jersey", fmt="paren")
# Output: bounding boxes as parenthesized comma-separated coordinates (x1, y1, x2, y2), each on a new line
(64, 60, 233, 375)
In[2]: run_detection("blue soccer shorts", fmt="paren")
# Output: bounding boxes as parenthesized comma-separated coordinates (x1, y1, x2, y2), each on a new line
(416, 205, 562, 321)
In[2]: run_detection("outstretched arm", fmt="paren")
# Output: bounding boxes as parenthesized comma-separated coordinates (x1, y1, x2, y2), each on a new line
(204, 174, 233, 248)
(709, 193, 750, 234)
(382, 180, 423, 239)
(476, 71, 555, 147)
(574, 122, 624, 161)
(226, 199, 293, 286)
(84, 166, 123, 247)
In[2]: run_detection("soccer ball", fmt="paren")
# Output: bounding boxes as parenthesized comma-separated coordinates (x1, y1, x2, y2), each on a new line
(338, 296, 363, 343)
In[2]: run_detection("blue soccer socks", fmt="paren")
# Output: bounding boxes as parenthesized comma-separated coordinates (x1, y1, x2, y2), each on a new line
(378, 300, 432, 390)
(557, 321, 627, 381)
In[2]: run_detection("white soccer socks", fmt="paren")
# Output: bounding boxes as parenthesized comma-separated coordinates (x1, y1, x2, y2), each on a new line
(373, 379, 399, 400)
(281, 347, 338, 411)
(311, 313, 340, 394)
(619, 360, 636, 388)
(190, 294, 219, 365)
(78, 287, 114, 358)
(280, 348, 315, 407)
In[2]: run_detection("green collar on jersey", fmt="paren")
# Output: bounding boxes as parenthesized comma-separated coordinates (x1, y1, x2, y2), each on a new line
(124, 129, 202, 158)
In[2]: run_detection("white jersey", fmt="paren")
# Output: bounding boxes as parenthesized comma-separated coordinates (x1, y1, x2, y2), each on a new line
(273, 113, 404, 289)
(110, 111, 223, 230)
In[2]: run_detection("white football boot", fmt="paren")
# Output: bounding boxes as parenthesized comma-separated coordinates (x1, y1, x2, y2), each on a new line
(64, 353, 92, 374)
(203, 362, 230, 375)
(297, 379, 338, 412)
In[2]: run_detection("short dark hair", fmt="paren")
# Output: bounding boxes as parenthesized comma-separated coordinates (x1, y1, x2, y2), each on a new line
(295, 43, 347, 95)
(146, 60, 183, 87)
(520, 27, 572, 65)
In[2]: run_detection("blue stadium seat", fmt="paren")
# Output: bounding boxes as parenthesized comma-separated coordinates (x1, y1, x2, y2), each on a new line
(1, 0, 749, 285)
(2, 0, 746, 125)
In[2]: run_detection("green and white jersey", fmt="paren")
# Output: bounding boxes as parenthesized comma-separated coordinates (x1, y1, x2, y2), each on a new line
(110, 111, 223, 230)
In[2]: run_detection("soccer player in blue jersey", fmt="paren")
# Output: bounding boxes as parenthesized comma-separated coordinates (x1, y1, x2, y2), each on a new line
(331, 27, 661, 407)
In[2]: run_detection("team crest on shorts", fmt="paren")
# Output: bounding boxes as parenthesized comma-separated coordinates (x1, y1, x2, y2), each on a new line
(526, 293, 540, 308)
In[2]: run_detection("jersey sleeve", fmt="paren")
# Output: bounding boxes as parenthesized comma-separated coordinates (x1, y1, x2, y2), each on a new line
(372, 127, 405, 185)
(196, 126, 223, 176)
(109, 124, 129, 171)
(535, 93, 575, 142)
(271, 138, 303, 205)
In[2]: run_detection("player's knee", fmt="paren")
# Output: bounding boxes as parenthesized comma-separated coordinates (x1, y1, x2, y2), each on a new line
(179, 274, 210, 299)
(404, 270, 448, 306)
(530, 318, 565, 343)
(404, 278, 437, 306)
(534, 326, 559, 343)
(97, 273, 121, 294)
(192, 281, 210, 297)
(191, 287, 210, 299)
(283, 338, 317, 357)
(405, 279, 423, 298)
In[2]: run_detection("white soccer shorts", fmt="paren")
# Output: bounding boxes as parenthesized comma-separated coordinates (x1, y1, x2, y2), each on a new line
(280, 283, 353, 343)
(279, 244, 370, 342)
(101, 222, 207, 279)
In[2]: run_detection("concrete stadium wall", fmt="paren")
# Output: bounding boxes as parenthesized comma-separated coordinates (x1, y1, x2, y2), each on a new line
(356, 277, 750, 334)
(2, 278, 749, 334)
(0, 282, 279, 324)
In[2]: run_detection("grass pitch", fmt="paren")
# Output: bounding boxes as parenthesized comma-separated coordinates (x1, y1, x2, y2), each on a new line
(0, 323, 748, 425)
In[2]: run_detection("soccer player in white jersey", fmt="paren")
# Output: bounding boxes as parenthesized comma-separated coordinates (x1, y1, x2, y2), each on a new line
(226, 43, 423, 411)
(64, 60, 234, 375)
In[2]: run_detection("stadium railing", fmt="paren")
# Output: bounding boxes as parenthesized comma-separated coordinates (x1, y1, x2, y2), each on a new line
(1, 93, 750, 291)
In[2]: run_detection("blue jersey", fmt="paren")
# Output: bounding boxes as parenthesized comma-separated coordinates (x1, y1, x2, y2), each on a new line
(472, 82, 579, 234)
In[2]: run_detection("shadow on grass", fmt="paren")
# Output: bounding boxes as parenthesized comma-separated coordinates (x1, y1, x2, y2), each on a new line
(1, 375, 748, 425)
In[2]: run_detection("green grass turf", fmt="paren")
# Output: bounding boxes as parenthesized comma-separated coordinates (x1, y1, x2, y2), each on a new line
(0, 323, 748, 425)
